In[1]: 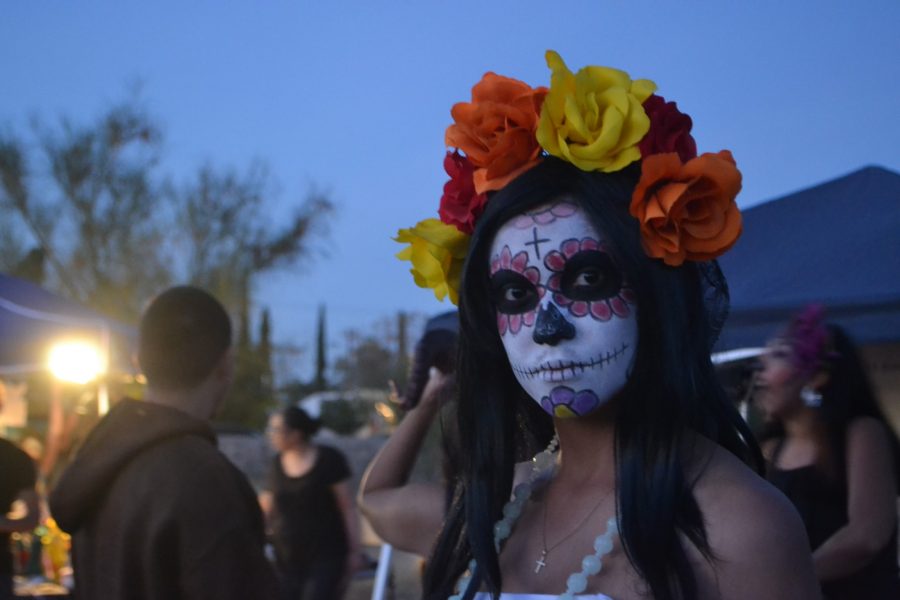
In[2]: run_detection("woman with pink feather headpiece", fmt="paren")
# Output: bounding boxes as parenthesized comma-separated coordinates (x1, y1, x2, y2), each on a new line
(755, 304, 900, 598)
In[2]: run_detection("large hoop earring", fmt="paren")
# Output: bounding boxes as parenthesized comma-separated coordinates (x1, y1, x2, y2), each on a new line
(800, 386, 822, 408)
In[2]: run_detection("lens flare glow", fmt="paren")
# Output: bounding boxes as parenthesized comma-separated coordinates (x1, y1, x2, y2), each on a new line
(48, 341, 105, 384)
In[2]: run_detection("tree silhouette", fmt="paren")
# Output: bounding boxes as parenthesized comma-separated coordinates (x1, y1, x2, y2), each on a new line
(0, 99, 333, 428)
(314, 304, 328, 392)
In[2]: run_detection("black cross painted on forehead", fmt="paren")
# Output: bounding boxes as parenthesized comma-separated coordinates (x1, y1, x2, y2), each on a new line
(524, 227, 551, 260)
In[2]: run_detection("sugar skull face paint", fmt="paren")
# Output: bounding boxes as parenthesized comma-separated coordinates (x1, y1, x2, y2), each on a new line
(489, 200, 638, 418)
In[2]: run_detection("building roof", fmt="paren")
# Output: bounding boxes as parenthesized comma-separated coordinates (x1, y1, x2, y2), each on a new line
(715, 165, 900, 350)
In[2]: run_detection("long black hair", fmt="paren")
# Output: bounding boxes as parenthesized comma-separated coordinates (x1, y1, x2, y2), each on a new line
(422, 157, 762, 600)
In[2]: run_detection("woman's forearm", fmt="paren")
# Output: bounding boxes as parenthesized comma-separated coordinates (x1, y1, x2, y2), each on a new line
(356, 371, 451, 554)
(815, 417, 899, 582)
(359, 399, 441, 500)
(813, 521, 894, 580)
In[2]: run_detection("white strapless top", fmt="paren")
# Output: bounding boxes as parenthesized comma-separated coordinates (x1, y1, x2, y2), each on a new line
(472, 594, 614, 599)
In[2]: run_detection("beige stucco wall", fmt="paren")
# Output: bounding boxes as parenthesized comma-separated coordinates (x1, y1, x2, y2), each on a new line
(862, 342, 900, 436)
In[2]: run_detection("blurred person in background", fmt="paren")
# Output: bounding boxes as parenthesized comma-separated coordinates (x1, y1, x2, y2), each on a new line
(259, 406, 361, 600)
(395, 311, 458, 414)
(358, 311, 459, 557)
(0, 433, 39, 600)
(48, 286, 278, 600)
(756, 304, 900, 598)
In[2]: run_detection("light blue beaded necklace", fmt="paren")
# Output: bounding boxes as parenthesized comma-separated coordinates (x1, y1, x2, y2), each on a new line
(449, 435, 619, 600)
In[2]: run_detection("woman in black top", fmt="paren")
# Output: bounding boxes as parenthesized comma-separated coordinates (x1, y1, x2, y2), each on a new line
(756, 305, 900, 599)
(259, 407, 361, 600)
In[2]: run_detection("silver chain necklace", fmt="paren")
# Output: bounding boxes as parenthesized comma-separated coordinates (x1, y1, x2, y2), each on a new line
(536, 485, 612, 574)
(449, 434, 619, 599)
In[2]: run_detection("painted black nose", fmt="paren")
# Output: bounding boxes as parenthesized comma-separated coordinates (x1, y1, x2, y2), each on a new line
(532, 303, 575, 346)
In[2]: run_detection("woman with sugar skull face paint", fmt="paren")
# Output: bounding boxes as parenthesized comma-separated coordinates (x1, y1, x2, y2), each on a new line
(395, 52, 819, 600)
(489, 199, 638, 419)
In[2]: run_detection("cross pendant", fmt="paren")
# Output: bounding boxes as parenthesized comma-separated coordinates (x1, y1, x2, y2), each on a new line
(534, 550, 547, 574)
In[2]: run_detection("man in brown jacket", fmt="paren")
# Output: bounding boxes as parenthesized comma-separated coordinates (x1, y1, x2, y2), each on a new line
(49, 286, 278, 600)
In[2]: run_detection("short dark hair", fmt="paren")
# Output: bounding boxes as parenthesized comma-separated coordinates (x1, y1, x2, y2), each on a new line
(138, 286, 232, 390)
(281, 406, 322, 438)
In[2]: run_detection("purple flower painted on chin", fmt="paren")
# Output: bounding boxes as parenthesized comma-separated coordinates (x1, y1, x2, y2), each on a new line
(540, 386, 601, 418)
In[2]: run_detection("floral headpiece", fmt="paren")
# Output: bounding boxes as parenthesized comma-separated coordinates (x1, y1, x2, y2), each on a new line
(395, 50, 743, 305)
(782, 304, 836, 378)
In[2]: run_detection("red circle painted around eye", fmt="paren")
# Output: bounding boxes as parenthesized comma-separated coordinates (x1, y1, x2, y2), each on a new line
(570, 301, 589, 317)
(590, 302, 612, 321)
(554, 293, 570, 306)
(610, 296, 630, 317)
(580, 238, 600, 251)
(511, 251, 528, 272)
(500, 246, 512, 269)
(562, 239, 580, 257)
(544, 251, 566, 272)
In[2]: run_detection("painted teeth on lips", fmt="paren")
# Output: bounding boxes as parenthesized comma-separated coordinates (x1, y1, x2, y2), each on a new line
(543, 362, 584, 382)
(512, 343, 629, 381)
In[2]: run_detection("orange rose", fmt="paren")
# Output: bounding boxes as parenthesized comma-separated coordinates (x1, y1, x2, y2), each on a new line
(445, 72, 548, 194)
(630, 151, 742, 266)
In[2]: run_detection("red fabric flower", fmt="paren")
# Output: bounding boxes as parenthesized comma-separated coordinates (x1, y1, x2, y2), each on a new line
(544, 238, 636, 321)
(490, 246, 543, 335)
(438, 151, 488, 235)
(638, 95, 697, 163)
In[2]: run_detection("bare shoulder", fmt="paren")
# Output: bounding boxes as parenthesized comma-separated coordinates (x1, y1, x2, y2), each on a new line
(689, 438, 821, 599)
(690, 440, 798, 543)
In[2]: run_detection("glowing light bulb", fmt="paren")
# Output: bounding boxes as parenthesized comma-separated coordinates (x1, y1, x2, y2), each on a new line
(48, 341, 105, 384)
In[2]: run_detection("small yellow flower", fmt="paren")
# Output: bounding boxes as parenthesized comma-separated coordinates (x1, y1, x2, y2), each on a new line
(395, 219, 470, 304)
(537, 50, 656, 172)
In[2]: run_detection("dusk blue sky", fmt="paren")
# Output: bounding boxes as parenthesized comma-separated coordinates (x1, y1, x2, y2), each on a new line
(3, 1, 899, 380)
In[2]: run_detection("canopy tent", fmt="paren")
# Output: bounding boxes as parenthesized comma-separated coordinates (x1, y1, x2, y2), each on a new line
(714, 165, 900, 352)
(0, 273, 135, 377)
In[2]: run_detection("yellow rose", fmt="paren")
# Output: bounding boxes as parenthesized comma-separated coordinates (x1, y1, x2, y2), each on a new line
(537, 50, 656, 172)
(394, 218, 470, 304)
